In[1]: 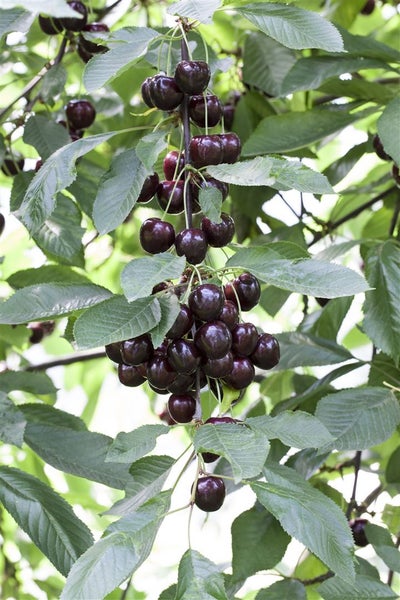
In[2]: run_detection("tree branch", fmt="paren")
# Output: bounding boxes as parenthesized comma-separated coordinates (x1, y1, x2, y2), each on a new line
(24, 350, 106, 371)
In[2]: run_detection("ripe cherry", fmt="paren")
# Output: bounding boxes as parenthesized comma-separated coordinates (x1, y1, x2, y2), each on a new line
(59, 0, 88, 31)
(194, 476, 226, 512)
(224, 356, 255, 389)
(174, 60, 211, 95)
(79, 22, 109, 54)
(201, 213, 235, 247)
(163, 151, 185, 180)
(189, 283, 225, 322)
(361, 0, 375, 14)
(121, 334, 153, 366)
(1, 155, 24, 176)
(189, 94, 222, 128)
(147, 355, 176, 389)
(157, 180, 185, 214)
(65, 99, 96, 129)
(225, 272, 261, 311)
(38, 15, 63, 35)
(141, 77, 155, 108)
(166, 304, 194, 339)
(218, 300, 239, 331)
(194, 320, 232, 359)
(175, 228, 208, 265)
(105, 342, 123, 363)
(189, 135, 223, 169)
(372, 134, 392, 161)
(167, 339, 200, 374)
(149, 75, 184, 111)
(349, 518, 369, 547)
(250, 333, 280, 370)
(167, 373, 195, 394)
(220, 133, 241, 163)
(137, 172, 159, 203)
(167, 393, 196, 423)
(118, 363, 146, 387)
(202, 352, 233, 379)
(140, 218, 175, 254)
(231, 322, 259, 356)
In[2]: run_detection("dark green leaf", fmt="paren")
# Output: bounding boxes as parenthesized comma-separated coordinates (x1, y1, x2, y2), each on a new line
(7, 266, 89, 289)
(256, 580, 306, 600)
(175, 549, 228, 600)
(340, 26, 400, 62)
(121, 254, 186, 301)
(148, 293, 181, 348)
(378, 99, 400, 164)
(247, 411, 334, 449)
(21, 404, 87, 431)
(386, 446, 400, 485)
(0, 371, 57, 394)
(365, 524, 400, 573)
(105, 425, 169, 464)
(0, 393, 26, 446)
(322, 143, 368, 187)
(23, 116, 70, 160)
(302, 297, 353, 341)
(318, 574, 397, 599)
(40, 64, 67, 105)
(276, 332, 353, 368)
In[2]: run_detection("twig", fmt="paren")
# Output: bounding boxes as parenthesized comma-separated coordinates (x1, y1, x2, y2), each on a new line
(346, 450, 362, 519)
(24, 350, 106, 371)
(299, 570, 334, 586)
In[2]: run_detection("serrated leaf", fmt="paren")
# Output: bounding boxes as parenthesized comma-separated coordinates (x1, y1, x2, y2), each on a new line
(318, 574, 397, 600)
(73, 295, 161, 350)
(93, 149, 150, 235)
(106, 455, 175, 516)
(0, 393, 26, 447)
(365, 524, 400, 573)
(276, 332, 353, 368)
(236, 4, 344, 52)
(175, 549, 228, 600)
(61, 492, 171, 600)
(252, 463, 355, 582)
(121, 254, 186, 301)
(1, 0, 84, 17)
(148, 293, 181, 348)
(7, 266, 89, 289)
(256, 580, 306, 600)
(315, 387, 400, 452)
(21, 404, 87, 431)
(23, 116, 70, 160)
(247, 411, 334, 449)
(0, 371, 57, 394)
(199, 186, 223, 223)
(378, 97, 400, 166)
(0, 466, 94, 577)
(40, 64, 67, 104)
(0, 7, 33, 38)
(135, 131, 168, 171)
(193, 423, 270, 482)
(0, 283, 112, 325)
(105, 425, 169, 464)
(167, 0, 222, 24)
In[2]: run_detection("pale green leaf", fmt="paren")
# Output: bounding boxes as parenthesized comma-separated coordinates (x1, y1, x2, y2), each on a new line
(365, 524, 400, 573)
(105, 425, 169, 464)
(0, 8, 33, 37)
(175, 549, 228, 600)
(199, 186, 223, 223)
(256, 580, 306, 600)
(121, 254, 186, 301)
(276, 332, 353, 368)
(23, 115, 70, 160)
(167, 0, 222, 24)
(40, 64, 67, 104)
(378, 96, 400, 165)
(135, 131, 168, 171)
(247, 411, 334, 449)
(318, 574, 397, 600)
(148, 293, 181, 348)
(0, 393, 26, 447)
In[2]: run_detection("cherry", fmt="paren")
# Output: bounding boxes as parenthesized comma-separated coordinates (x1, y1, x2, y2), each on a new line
(137, 173, 159, 204)
(194, 320, 232, 359)
(77, 44, 92, 63)
(224, 356, 255, 389)
(140, 218, 175, 254)
(28, 321, 55, 344)
(149, 75, 184, 111)
(0, 213, 5, 236)
(175, 228, 208, 265)
(163, 151, 185, 180)
(372, 134, 392, 161)
(191, 176, 229, 204)
(79, 22, 109, 54)
(250, 333, 280, 370)
(361, 0, 375, 14)
(168, 393, 196, 423)
(189, 94, 222, 127)
(59, 1, 88, 32)
(118, 363, 146, 387)
(65, 99, 96, 130)
(167, 372, 195, 394)
(121, 334, 153, 366)
(157, 180, 185, 214)
(222, 104, 235, 129)
(188, 283, 225, 322)
(349, 518, 369, 546)
(141, 77, 155, 108)
(167, 339, 200, 374)
(194, 476, 225, 512)
(57, 119, 84, 141)
(35, 159, 43, 172)
(202, 352, 233, 378)
(225, 272, 261, 311)
(231, 322, 259, 356)
(201, 213, 235, 247)
(147, 355, 176, 390)
(1, 155, 24, 176)
(220, 133, 241, 163)
(105, 342, 123, 363)
(218, 300, 239, 331)
(190, 135, 223, 168)
(38, 15, 63, 35)
(174, 60, 211, 95)
(166, 304, 194, 339)
(152, 281, 172, 295)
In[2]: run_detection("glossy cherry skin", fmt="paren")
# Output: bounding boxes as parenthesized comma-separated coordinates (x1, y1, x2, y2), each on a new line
(225, 272, 261, 311)
(372, 134, 392, 161)
(220, 133, 241, 163)
(137, 172, 159, 203)
(224, 356, 255, 389)
(222, 104, 235, 129)
(218, 300, 239, 331)
(231, 322, 259, 356)
(189, 283, 225, 322)
(146, 355, 176, 390)
(361, 0, 375, 15)
(157, 180, 185, 214)
(166, 304, 194, 340)
(79, 22, 109, 54)
(141, 77, 155, 108)
(105, 342, 123, 363)
(140, 218, 175, 254)
(149, 75, 184, 111)
(189, 94, 222, 127)
(194, 320, 232, 359)
(202, 351, 233, 379)
(175, 228, 208, 265)
(167, 373, 195, 394)
(121, 334, 153, 366)
(163, 151, 185, 180)
(194, 476, 225, 512)
(174, 60, 211, 95)
(65, 99, 96, 129)
(118, 363, 146, 387)
(189, 135, 224, 169)
(59, 1, 88, 31)
(250, 333, 280, 370)
(167, 393, 196, 423)
(1, 156, 24, 176)
(349, 519, 369, 546)
(167, 339, 201, 374)
(38, 15, 63, 34)
(201, 213, 235, 247)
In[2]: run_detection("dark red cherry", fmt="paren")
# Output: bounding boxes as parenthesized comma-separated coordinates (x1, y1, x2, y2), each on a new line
(105, 342, 123, 363)
(220, 133, 241, 163)
(167, 339, 201, 374)
(201, 213, 235, 247)
(372, 134, 392, 161)
(225, 272, 261, 311)
(224, 356, 255, 389)
(157, 180, 185, 214)
(38, 15, 63, 34)
(1, 155, 24, 176)
(77, 44, 93, 63)
(194, 476, 225, 512)
(174, 60, 211, 95)
(147, 355, 176, 389)
(222, 104, 235, 129)
(163, 151, 185, 180)
(349, 518, 369, 546)
(189, 94, 222, 127)
(167, 393, 196, 423)
(189, 135, 224, 169)
(194, 320, 232, 359)
(0, 213, 5, 237)
(59, 1, 88, 31)
(175, 228, 208, 265)
(188, 283, 225, 321)
(149, 75, 184, 111)
(361, 0, 375, 14)
(218, 300, 239, 331)
(202, 352, 233, 378)
(141, 77, 155, 108)
(152, 281, 172, 295)
(121, 334, 153, 366)
(79, 22, 109, 54)
(118, 363, 146, 387)
(137, 173, 159, 203)
(166, 304, 194, 339)
(250, 333, 280, 370)
(231, 322, 259, 356)
(140, 218, 175, 254)
(65, 99, 96, 129)
(167, 373, 196, 394)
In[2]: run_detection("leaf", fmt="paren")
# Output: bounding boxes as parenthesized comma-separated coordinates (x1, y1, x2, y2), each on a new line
(247, 412, 334, 449)
(1, 0, 86, 17)
(322, 143, 368, 187)
(315, 387, 400, 452)
(83, 27, 159, 92)
(23, 116, 70, 160)
(121, 254, 186, 301)
(148, 293, 181, 348)
(231, 506, 290, 581)
(135, 131, 168, 171)
(386, 446, 400, 484)
(304, 297, 353, 342)
(193, 423, 270, 483)
(40, 64, 67, 105)
(105, 425, 169, 464)
(252, 464, 356, 582)
(236, 4, 344, 52)
(318, 574, 397, 600)
(93, 148, 150, 235)
(73, 295, 161, 350)
(199, 186, 223, 223)
(61, 492, 171, 600)
(0, 466, 94, 577)
(363, 240, 400, 363)
(167, 0, 222, 25)
(0, 8, 33, 38)
(0, 393, 26, 447)
(0, 371, 57, 394)
(105, 455, 175, 516)
(365, 524, 400, 573)
(15, 131, 119, 234)
(175, 549, 228, 600)
(256, 580, 306, 600)
(226, 247, 369, 298)
(275, 332, 353, 368)
(7, 266, 89, 289)
(21, 404, 87, 431)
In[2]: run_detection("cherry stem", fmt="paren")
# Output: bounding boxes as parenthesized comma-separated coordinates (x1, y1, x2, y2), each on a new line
(180, 37, 194, 230)
(345, 450, 362, 519)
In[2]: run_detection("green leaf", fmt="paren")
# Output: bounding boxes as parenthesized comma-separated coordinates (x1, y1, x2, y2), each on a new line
(386, 446, 400, 484)
(21, 404, 87, 431)
(0, 371, 57, 394)
(247, 412, 334, 449)
(175, 549, 228, 600)
(199, 186, 223, 223)
(339, 26, 400, 63)
(276, 332, 353, 368)
(105, 425, 169, 464)
(93, 149, 150, 235)
(83, 27, 159, 92)
(73, 295, 161, 350)
(61, 492, 171, 600)
(193, 423, 270, 483)
(40, 64, 67, 105)
(256, 580, 306, 600)
(1, 0, 85, 17)
(318, 574, 397, 600)
(252, 464, 355, 582)
(135, 131, 168, 171)
(0, 466, 94, 577)
(148, 293, 181, 348)
(231, 506, 290, 581)
(363, 240, 400, 363)
(7, 266, 90, 289)
(0, 283, 112, 325)
(121, 254, 186, 301)
(322, 143, 368, 187)
(0, 393, 26, 447)
(236, 4, 344, 52)
(365, 524, 400, 573)
(167, 0, 222, 24)
(106, 456, 175, 516)
(226, 247, 369, 298)
(15, 131, 119, 234)
(23, 116, 70, 160)
(315, 387, 400, 452)
(0, 8, 33, 38)
(304, 297, 353, 341)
